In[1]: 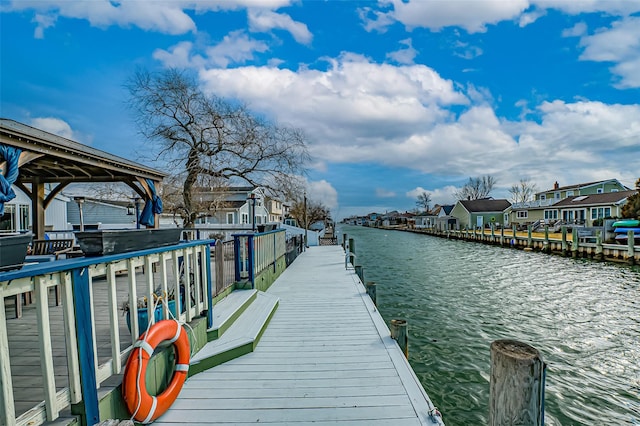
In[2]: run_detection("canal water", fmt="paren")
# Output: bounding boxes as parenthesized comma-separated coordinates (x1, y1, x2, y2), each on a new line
(338, 225, 640, 426)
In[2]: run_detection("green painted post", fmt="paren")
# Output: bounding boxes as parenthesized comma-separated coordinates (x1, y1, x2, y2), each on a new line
(543, 226, 549, 253)
(572, 228, 579, 258)
(390, 319, 408, 359)
(527, 225, 533, 248)
(595, 230, 603, 261)
(628, 230, 635, 266)
(366, 281, 377, 306)
(561, 226, 568, 256)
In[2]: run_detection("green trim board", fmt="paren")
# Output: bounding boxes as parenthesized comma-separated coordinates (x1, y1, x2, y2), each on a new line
(207, 290, 257, 341)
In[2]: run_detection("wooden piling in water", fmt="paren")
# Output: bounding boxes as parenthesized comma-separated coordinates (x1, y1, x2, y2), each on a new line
(342, 233, 347, 251)
(595, 230, 603, 261)
(365, 281, 377, 306)
(527, 225, 533, 248)
(561, 226, 568, 256)
(500, 226, 505, 246)
(628, 230, 635, 265)
(543, 226, 549, 253)
(489, 339, 545, 426)
(355, 265, 364, 282)
(348, 238, 355, 265)
(390, 319, 408, 358)
(571, 228, 579, 258)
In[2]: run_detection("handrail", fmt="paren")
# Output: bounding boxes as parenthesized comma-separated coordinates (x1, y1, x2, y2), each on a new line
(0, 240, 214, 426)
(232, 230, 286, 287)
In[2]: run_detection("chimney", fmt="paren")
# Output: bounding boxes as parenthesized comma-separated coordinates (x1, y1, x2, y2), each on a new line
(553, 181, 559, 190)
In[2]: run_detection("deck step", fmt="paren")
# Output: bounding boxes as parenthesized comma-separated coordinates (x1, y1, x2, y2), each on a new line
(189, 292, 279, 376)
(207, 289, 257, 340)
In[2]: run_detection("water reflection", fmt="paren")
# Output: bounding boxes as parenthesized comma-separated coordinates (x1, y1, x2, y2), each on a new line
(340, 225, 640, 426)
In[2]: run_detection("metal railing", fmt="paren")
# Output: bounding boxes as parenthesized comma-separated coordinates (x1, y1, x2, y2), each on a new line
(233, 230, 287, 287)
(0, 240, 214, 426)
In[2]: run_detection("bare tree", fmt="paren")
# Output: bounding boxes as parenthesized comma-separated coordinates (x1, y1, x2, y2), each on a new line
(454, 175, 496, 200)
(126, 68, 310, 226)
(509, 178, 538, 203)
(621, 178, 640, 219)
(416, 192, 432, 212)
(288, 198, 330, 229)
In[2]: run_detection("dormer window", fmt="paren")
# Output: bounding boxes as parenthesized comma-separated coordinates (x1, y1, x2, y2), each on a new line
(567, 190, 574, 196)
(597, 188, 603, 194)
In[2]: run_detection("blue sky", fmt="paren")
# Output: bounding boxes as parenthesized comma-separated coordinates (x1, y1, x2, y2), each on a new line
(1, 0, 639, 219)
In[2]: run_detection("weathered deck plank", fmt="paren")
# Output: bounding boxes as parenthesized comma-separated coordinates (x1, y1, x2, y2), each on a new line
(157, 246, 443, 425)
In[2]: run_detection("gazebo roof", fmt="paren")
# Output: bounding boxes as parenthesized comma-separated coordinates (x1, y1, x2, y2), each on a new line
(0, 118, 165, 184)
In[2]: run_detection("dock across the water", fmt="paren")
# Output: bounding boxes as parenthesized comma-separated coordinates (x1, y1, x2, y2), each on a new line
(157, 245, 444, 425)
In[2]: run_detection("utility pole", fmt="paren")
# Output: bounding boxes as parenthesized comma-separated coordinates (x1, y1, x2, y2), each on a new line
(304, 191, 308, 249)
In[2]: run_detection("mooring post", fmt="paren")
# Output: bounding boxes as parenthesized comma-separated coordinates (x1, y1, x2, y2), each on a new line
(527, 225, 533, 248)
(561, 226, 568, 256)
(500, 225, 505, 245)
(342, 233, 347, 251)
(543, 225, 550, 253)
(491, 223, 495, 242)
(512, 224, 518, 247)
(595, 230, 603, 261)
(348, 238, 355, 265)
(489, 339, 545, 426)
(390, 319, 408, 358)
(628, 230, 635, 266)
(572, 228, 579, 258)
(365, 281, 377, 306)
(355, 265, 364, 282)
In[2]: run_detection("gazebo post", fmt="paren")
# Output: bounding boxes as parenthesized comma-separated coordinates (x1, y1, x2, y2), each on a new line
(30, 178, 46, 239)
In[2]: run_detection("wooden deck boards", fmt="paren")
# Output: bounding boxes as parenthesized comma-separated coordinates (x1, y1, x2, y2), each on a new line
(157, 246, 443, 426)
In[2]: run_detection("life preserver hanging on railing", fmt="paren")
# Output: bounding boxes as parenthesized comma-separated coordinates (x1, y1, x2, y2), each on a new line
(122, 319, 190, 423)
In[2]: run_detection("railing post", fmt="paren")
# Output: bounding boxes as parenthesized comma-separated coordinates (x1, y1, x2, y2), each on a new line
(490, 340, 545, 426)
(0, 287, 16, 426)
(215, 240, 224, 295)
(233, 235, 241, 282)
(205, 244, 214, 328)
(71, 267, 100, 426)
(248, 234, 255, 288)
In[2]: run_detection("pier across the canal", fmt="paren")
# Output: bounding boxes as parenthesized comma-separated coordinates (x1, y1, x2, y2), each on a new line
(157, 245, 444, 425)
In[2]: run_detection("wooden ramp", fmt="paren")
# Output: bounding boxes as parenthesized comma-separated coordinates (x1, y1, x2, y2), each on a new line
(157, 246, 444, 425)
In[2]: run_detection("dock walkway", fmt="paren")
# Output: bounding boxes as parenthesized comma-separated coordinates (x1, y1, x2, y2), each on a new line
(157, 246, 443, 425)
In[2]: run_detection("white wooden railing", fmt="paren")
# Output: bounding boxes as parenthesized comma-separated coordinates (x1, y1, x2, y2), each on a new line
(0, 240, 214, 426)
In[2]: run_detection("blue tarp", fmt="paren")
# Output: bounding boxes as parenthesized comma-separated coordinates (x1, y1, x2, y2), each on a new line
(0, 145, 22, 216)
(139, 178, 163, 227)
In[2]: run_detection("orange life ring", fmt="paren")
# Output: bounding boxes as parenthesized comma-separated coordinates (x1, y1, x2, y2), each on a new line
(122, 319, 190, 423)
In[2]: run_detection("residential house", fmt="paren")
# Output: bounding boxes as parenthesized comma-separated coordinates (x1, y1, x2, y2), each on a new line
(432, 204, 458, 230)
(67, 198, 137, 230)
(266, 197, 285, 223)
(193, 186, 269, 229)
(551, 190, 637, 227)
(508, 178, 630, 228)
(451, 198, 511, 229)
(1, 187, 69, 233)
(535, 179, 629, 202)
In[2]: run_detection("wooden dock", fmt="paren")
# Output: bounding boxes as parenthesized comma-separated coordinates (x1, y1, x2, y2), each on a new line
(157, 246, 443, 425)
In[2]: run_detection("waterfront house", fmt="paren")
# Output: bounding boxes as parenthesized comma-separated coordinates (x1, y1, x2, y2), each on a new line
(535, 179, 629, 202)
(451, 198, 511, 229)
(507, 178, 631, 229)
(550, 190, 637, 227)
(414, 210, 437, 228)
(432, 204, 457, 230)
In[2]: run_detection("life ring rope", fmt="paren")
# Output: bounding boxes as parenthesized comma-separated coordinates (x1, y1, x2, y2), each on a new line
(123, 295, 197, 424)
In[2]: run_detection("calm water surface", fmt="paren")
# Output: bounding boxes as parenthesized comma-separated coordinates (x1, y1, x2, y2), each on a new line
(339, 225, 640, 426)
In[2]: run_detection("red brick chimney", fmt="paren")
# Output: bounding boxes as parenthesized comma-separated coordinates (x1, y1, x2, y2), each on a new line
(553, 181, 559, 190)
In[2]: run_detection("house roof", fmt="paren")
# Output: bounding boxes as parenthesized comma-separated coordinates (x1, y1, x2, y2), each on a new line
(551, 190, 637, 207)
(537, 179, 625, 195)
(459, 198, 511, 212)
(441, 205, 454, 215)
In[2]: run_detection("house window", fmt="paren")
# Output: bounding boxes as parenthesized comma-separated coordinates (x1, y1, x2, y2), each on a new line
(540, 194, 546, 200)
(597, 188, 603, 194)
(241, 213, 249, 224)
(611, 189, 618, 192)
(18, 205, 30, 231)
(227, 213, 234, 224)
(544, 210, 558, 220)
(256, 216, 262, 225)
(555, 192, 560, 199)
(591, 207, 611, 220)
(566, 190, 574, 196)
(516, 211, 528, 219)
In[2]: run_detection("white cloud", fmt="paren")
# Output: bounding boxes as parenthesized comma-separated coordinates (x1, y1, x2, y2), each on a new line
(7, 0, 294, 37)
(29, 117, 78, 140)
(386, 38, 418, 65)
(518, 9, 545, 27)
(307, 179, 338, 210)
(576, 17, 640, 88)
(154, 31, 269, 68)
(376, 188, 396, 198)
(372, 0, 530, 33)
(405, 187, 427, 199)
(562, 22, 587, 38)
(248, 9, 312, 45)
